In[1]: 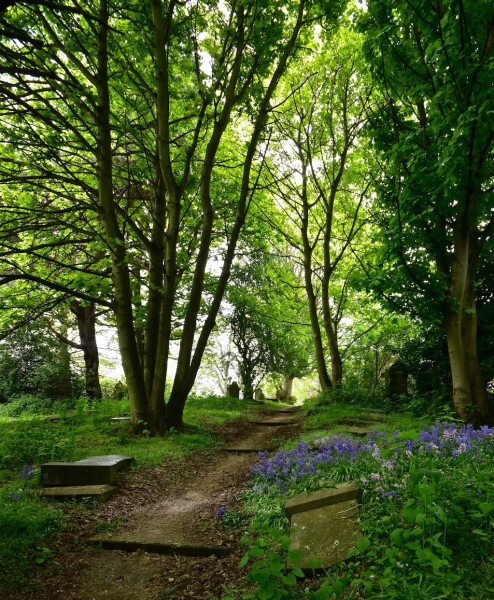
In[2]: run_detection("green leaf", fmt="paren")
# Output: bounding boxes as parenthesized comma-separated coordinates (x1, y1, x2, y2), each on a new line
(238, 553, 249, 568)
(288, 549, 303, 564)
(355, 537, 370, 553)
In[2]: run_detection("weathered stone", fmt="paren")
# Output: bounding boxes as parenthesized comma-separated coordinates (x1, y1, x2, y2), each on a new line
(337, 418, 382, 426)
(254, 388, 265, 401)
(226, 381, 240, 398)
(221, 446, 267, 453)
(89, 536, 228, 557)
(285, 482, 361, 516)
(346, 426, 374, 437)
(274, 406, 299, 414)
(290, 499, 362, 572)
(41, 485, 117, 502)
(45, 413, 75, 422)
(76, 455, 134, 471)
(41, 461, 118, 486)
(109, 417, 131, 424)
(251, 418, 297, 426)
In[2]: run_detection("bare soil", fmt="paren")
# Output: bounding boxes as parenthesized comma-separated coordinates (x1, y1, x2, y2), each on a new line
(8, 409, 301, 600)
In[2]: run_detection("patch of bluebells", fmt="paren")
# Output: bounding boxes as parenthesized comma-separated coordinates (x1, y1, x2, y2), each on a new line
(8, 492, 21, 501)
(248, 422, 494, 498)
(249, 436, 376, 494)
(18, 465, 34, 480)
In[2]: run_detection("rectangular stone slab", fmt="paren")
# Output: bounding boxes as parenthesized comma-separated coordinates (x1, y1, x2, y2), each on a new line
(290, 499, 362, 572)
(89, 536, 228, 557)
(221, 446, 267, 453)
(109, 417, 131, 423)
(76, 455, 134, 471)
(41, 485, 116, 502)
(251, 419, 297, 426)
(286, 482, 361, 516)
(346, 426, 375, 436)
(42, 461, 118, 486)
(337, 418, 382, 425)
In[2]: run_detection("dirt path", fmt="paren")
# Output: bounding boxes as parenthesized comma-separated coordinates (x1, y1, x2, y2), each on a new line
(16, 409, 301, 600)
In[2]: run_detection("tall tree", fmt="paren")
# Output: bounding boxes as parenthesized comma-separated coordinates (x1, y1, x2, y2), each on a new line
(263, 29, 372, 389)
(0, 0, 348, 433)
(360, 0, 494, 422)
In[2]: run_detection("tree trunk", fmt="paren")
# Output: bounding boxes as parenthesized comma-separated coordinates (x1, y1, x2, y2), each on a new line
(443, 227, 490, 423)
(71, 301, 102, 400)
(95, 0, 148, 432)
(279, 373, 295, 403)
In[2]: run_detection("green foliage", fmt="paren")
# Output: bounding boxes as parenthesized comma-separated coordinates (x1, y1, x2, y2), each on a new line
(0, 326, 82, 403)
(0, 470, 64, 588)
(0, 420, 75, 469)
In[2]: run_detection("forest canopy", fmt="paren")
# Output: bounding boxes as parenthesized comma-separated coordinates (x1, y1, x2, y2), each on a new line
(0, 0, 493, 430)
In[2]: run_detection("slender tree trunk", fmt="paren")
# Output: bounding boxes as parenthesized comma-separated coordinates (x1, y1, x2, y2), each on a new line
(443, 227, 490, 423)
(300, 155, 331, 391)
(96, 0, 148, 431)
(71, 301, 102, 399)
(279, 373, 295, 403)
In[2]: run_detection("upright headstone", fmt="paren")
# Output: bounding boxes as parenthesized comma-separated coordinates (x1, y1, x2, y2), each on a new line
(226, 381, 240, 398)
(387, 360, 409, 397)
(254, 388, 265, 401)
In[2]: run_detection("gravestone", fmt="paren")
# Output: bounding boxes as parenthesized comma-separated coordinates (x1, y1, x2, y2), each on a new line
(254, 388, 265, 401)
(287, 483, 362, 572)
(387, 360, 409, 397)
(226, 381, 240, 398)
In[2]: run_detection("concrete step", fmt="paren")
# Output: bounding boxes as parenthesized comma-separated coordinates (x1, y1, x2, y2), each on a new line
(251, 418, 298, 426)
(89, 536, 228, 557)
(41, 485, 117, 502)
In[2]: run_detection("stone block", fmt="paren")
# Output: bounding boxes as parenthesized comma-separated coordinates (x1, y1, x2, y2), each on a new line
(221, 446, 267, 453)
(109, 417, 131, 424)
(346, 426, 374, 436)
(274, 406, 299, 413)
(89, 536, 228, 557)
(251, 418, 297, 426)
(337, 418, 382, 426)
(76, 455, 134, 471)
(41, 485, 116, 502)
(290, 499, 362, 572)
(41, 461, 118, 486)
(285, 482, 361, 516)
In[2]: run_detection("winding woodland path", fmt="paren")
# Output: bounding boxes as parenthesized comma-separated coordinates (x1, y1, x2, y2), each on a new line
(18, 407, 302, 600)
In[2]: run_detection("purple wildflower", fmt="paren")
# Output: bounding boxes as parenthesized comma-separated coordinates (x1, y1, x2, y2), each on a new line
(19, 465, 33, 480)
(215, 503, 227, 519)
(8, 492, 21, 501)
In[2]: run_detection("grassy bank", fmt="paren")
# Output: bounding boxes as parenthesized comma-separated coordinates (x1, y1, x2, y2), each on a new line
(216, 395, 494, 599)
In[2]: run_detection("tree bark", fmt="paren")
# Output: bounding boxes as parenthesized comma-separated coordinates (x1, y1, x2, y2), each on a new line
(95, 0, 148, 431)
(71, 300, 102, 399)
(443, 227, 490, 423)
(278, 373, 295, 403)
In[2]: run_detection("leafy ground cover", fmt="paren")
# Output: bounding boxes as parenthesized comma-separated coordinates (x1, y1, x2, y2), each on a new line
(0, 394, 255, 591)
(216, 399, 494, 599)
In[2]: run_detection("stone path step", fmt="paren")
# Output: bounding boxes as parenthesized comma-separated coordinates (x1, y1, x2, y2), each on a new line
(41, 485, 117, 502)
(221, 446, 266, 453)
(89, 536, 228, 558)
(251, 418, 298, 426)
(272, 406, 299, 414)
